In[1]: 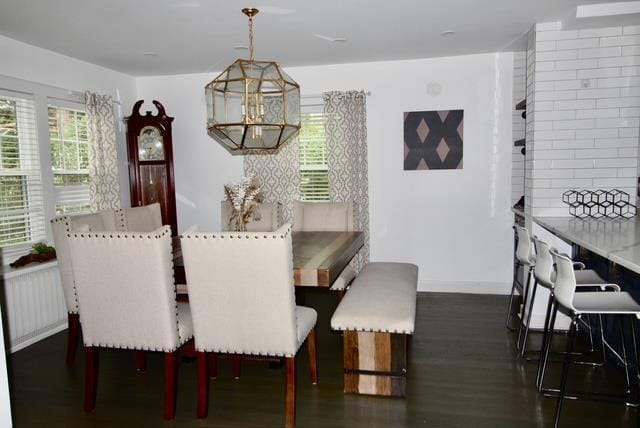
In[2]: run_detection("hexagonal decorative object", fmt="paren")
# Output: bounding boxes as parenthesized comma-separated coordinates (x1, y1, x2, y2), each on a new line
(569, 204, 588, 218)
(562, 190, 578, 205)
(577, 190, 592, 205)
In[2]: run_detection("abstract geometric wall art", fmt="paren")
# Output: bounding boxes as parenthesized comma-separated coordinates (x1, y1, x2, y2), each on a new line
(404, 110, 464, 170)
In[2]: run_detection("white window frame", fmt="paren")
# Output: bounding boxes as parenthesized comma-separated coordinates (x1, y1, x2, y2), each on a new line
(0, 75, 86, 264)
(48, 101, 90, 215)
(299, 96, 330, 202)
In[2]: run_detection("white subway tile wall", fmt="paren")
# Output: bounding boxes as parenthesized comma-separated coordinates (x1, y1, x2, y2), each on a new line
(512, 51, 526, 205)
(525, 22, 640, 216)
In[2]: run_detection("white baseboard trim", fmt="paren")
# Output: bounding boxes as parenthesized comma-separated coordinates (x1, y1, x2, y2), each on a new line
(419, 280, 512, 295)
(10, 321, 67, 354)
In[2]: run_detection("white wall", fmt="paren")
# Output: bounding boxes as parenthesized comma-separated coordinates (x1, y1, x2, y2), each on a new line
(0, 35, 137, 208)
(137, 52, 515, 291)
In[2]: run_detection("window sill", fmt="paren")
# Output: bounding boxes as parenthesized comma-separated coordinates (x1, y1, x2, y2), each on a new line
(0, 260, 58, 280)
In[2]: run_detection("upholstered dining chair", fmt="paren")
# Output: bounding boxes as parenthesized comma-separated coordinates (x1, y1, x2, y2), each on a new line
(180, 224, 318, 428)
(68, 226, 193, 420)
(293, 200, 357, 295)
(220, 200, 280, 232)
(117, 202, 163, 232)
(50, 209, 118, 366)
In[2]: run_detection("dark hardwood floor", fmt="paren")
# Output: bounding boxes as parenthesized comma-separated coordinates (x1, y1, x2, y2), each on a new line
(6, 292, 637, 427)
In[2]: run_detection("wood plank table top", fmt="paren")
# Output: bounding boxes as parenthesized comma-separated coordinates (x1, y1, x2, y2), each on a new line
(173, 231, 364, 288)
(292, 231, 364, 287)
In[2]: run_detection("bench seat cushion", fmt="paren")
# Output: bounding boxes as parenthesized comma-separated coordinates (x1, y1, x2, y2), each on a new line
(331, 262, 418, 334)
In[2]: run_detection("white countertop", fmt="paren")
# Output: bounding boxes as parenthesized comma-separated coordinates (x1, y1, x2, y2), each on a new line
(526, 215, 640, 274)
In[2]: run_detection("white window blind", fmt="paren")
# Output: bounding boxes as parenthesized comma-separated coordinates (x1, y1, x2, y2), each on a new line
(299, 102, 329, 201)
(48, 105, 90, 214)
(0, 91, 45, 248)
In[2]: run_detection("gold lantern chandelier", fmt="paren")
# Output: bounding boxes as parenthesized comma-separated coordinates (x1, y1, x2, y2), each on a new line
(205, 8, 301, 153)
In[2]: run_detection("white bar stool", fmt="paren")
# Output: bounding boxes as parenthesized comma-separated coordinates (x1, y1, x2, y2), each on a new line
(521, 236, 610, 361)
(547, 249, 640, 428)
(506, 225, 535, 336)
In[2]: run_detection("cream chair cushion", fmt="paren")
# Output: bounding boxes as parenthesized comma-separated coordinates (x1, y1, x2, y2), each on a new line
(50, 209, 118, 314)
(220, 201, 280, 232)
(293, 201, 354, 232)
(180, 224, 316, 357)
(117, 203, 163, 232)
(68, 226, 192, 351)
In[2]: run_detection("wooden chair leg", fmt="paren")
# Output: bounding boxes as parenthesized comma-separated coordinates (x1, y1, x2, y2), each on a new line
(233, 355, 241, 379)
(83, 346, 98, 412)
(66, 313, 80, 367)
(164, 351, 178, 420)
(209, 353, 218, 379)
(307, 328, 318, 385)
(285, 356, 296, 428)
(134, 351, 146, 372)
(197, 351, 209, 418)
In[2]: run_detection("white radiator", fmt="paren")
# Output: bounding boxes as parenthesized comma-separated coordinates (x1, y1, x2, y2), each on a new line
(2, 261, 68, 353)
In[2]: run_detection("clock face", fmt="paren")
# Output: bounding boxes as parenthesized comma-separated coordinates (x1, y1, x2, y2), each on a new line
(138, 126, 165, 161)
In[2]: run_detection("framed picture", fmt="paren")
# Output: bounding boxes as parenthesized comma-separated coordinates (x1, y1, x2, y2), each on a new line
(404, 110, 463, 170)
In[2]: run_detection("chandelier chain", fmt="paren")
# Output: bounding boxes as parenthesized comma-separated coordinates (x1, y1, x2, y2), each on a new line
(248, 14, 254, 61)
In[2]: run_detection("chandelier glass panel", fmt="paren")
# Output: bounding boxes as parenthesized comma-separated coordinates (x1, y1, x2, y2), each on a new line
(205, 8, 301, 153)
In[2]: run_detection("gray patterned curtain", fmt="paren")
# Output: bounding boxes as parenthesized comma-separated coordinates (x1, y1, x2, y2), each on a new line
(243, 97, 299, 224)
(84, 91, 120, 210)
(323, 90, 370, 271)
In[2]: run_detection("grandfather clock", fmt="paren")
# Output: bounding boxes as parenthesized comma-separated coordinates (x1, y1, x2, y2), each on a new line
(124, 100, 178, 235)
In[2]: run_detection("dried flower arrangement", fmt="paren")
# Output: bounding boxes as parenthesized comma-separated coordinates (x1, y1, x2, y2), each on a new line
(223, 175, 264, 231)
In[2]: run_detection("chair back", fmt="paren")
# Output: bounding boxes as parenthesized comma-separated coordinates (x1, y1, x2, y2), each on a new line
(68, 226, 184, 351)
(117, 203, 163, 232)
(550, 249, 577, 312)
(50, 209, 117, 313)
(180, 224, 298, 357)
(293, 201, 354, 232)
(532, 236, 554, 288)
(514, 225, 534, 265)
(220, 201, 280, 232)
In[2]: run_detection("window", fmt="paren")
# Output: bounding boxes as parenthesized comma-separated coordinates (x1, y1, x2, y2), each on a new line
(48, 106, 90, 214)
(298, 103, 329, 201)
(0, 93, 45, 247)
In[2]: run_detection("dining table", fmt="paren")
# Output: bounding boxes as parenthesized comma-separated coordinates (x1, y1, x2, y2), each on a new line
(173, 230, 365, 288)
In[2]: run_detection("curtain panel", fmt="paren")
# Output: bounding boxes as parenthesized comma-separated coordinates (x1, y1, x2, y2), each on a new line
(84, 91, 120, 211)
(323, 90, 370, 271)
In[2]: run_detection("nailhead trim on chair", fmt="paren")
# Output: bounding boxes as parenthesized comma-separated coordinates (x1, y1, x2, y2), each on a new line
(69, 226, 186, 350)
(52, 216, 80, 313)
(179, 225, 292, 241)
(196, 347, 296, 358)
(332, 327, 414, 334)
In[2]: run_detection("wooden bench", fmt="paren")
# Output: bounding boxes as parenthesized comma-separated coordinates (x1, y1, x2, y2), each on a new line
(330, 262, 418, 397)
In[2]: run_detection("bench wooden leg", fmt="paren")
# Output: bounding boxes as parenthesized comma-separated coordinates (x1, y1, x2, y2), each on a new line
(343, 331, 407, 397)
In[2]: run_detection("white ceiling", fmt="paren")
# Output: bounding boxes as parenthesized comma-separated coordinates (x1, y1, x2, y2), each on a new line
(0, 0, 636, 76)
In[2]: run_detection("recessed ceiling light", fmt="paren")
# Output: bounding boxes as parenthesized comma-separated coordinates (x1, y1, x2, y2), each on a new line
(233, 45, 249, 50)
(171, 1, 200, 8)
(441, 30, 456, 37)
(143, 52, 158, 57)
